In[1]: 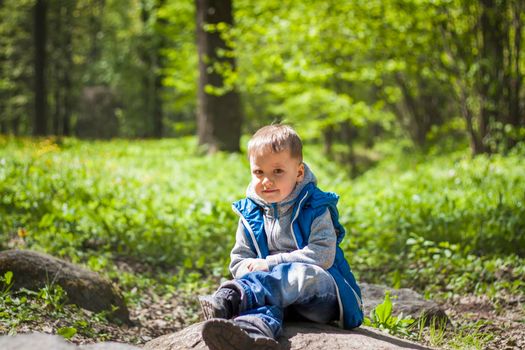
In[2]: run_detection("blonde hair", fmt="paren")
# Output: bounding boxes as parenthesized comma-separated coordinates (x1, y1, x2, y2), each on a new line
(247, 124, 303, 161)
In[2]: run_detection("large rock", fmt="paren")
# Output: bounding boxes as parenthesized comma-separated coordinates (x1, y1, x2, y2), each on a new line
(144, 322, 433, 350)
(143, 283, 446, 349)
(0, 333, 140, 350)
(361, 283, 448, 323)
(0, 333, 73, 350)
(0, 249, 129, 323)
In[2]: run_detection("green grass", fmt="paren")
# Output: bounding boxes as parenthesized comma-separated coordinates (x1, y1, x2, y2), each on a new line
(1, 135, 524, 293)
(1, 135, 524, 347)
(0, 137, 245, 273)
(322, 148, 525, 295)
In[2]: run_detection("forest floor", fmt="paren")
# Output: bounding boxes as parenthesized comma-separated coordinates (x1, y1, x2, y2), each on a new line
(442, 293, 525, 349)
(9, 283, 524, 349)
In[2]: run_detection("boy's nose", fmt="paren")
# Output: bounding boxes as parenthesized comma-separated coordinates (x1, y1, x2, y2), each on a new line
(262, 177, 274, 187)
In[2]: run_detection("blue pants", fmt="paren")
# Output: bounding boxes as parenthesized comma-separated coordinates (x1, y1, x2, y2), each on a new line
(219, 263, 339, 339)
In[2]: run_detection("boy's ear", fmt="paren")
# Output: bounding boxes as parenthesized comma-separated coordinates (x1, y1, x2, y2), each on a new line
(297, 162, 305, 182)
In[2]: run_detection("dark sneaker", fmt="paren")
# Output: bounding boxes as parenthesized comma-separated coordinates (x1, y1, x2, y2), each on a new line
(201, 318, 280, 350)
(199, 287, 240, 320)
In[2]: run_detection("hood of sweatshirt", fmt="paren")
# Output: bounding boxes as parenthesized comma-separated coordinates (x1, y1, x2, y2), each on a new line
(245, 163, 317, 218)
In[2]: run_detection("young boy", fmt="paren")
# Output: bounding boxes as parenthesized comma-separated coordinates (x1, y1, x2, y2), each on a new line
(199, 124, 363, 350)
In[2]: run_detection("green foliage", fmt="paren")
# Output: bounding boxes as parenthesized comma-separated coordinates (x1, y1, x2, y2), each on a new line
(403, 235, 525, 298)
(0, 270, 110, 339)
(0, 137, 244, 275)
(1, 136, 524, 299)
(426, 317, 447, 347)
(335, 149, 525, 291)
(0, 271, 14, 297)
(364, 291, 415, 337)
(0, 136, 523, 348)
(38, 284, 67, 313)
(2, 0, 523, 152)
(365, 291, 495, 349)
(445, 321, 494, 350)
(57, 326, 77, 340)
(0, 0, 34, 134)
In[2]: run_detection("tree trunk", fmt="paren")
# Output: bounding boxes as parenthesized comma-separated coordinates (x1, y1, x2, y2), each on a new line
(507, 0, 523, 147)
(33, 0, 47, 136)
(63, 68, 72, 136)
(140, 0, 165, 138)
(53, 77, 61, 135)
(89, 0, 104, 67)
(196, 0, 242, 153)
(52, 1, 61, 136)
(479, 0, 506, 153)
(153, 0, 167, 138)
(153, 72, 163, 138)
(395, 73, 427, 147)
(323, 125, 334, 157)
(62, 5, 72, 136)
(50, 1, 73, 137)
(0, 117, 6, 134)
(341, 122, 358, 178)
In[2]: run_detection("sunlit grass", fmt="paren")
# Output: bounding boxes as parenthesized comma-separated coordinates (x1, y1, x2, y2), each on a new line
(1, 136, 524, 348)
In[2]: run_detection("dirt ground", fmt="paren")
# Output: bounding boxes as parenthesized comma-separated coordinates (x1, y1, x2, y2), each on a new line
(9, 287, 521, 350)
(443, 293, 525, 350)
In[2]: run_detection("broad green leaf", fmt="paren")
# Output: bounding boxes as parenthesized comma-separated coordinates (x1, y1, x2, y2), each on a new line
(57, 327, 77, 340)
(4, 271, 13, 285)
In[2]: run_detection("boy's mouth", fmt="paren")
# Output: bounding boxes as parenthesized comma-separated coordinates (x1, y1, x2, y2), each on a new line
(262, 189, 279, 193)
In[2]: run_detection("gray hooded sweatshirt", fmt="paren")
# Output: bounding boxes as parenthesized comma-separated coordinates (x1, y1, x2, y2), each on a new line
(229, 164, 337, 279)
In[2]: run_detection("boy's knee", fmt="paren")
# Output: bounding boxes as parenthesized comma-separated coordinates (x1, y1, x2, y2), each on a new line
(285, 263, 333, 290)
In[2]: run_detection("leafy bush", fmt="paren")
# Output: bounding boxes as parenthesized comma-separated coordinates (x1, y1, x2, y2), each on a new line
(0, 137, 245, 276)
(402, 235, 525, 298)
(336, 152, 525, 257)
(314, 148, 525, 293)
(1, 136, 524, 299)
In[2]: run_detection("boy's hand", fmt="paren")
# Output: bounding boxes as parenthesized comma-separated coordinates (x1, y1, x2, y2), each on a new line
(247, 259, 269, 272)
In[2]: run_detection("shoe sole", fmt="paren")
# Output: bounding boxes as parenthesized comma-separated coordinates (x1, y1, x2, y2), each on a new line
(202, 318, 280, 350)
(199, 295, 224, 320)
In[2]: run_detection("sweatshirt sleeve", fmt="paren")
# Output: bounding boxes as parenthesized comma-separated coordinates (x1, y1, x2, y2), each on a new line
(229, 219, 258, 279)
(265, 208, 337, 270)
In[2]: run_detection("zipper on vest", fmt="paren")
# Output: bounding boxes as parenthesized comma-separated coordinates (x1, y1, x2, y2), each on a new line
(289, 191, 309, 249)
(271, 203, 279, 219)
(269, 203, 279, 250)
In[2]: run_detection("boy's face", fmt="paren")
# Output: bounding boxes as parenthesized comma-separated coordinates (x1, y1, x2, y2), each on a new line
(249, 150, 305, 203)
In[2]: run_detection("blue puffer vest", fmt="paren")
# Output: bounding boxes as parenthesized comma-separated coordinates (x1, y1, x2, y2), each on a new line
(232, 182, 364, 329)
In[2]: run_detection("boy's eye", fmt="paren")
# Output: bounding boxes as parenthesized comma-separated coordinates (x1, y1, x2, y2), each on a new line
(253, 170, 263, 175)
(274, 169, 284, 174)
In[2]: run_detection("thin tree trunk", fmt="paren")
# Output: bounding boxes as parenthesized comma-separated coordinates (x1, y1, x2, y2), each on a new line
(460, 85, 483, 154)
(437, 19, 485, 154)
(53, 79, 61, 135)
(0, 110, 6, 133)
(89, 0, 104, 67)
(395, 73, 426, 147)
(479, 0, 506, 152)
(341, 122, 358, 178)
(323, 125, 334, 157)
(33, 0, 47, 136)
(510, 1, 522, 128)
(52, 1, 61, 135)
(12, 116, 20, 135)
(62, 4, 72, 136)
(153, 72, 163, 137)
(153, 0, 167, 138)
